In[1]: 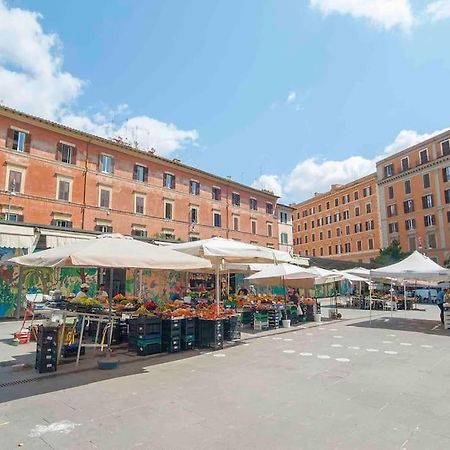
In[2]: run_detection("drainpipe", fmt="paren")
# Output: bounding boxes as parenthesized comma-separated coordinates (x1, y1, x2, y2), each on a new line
(225, 183, 229, 238)
(81, 138, 92, 230)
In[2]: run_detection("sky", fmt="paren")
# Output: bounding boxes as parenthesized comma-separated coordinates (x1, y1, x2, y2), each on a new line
(1, 0, 450, 203)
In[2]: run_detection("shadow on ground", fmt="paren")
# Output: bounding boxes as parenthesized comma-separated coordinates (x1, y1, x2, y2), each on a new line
(348, 317, 449, 336)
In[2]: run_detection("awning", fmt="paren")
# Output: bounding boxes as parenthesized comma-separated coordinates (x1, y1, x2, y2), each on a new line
(41, 229, 96, 248)
(0, 224, 35, 249)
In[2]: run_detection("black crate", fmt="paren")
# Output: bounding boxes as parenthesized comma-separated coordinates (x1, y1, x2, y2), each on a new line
(37, 325, 58, 345)
(129, 317, 162, 337)
(35, 361, 57, 373)
(62, 345, 86, 358)
(36, 352, 57, 364)
(36, 342, 57, 353)
(162, 335, 181, 353)
(135, 343, 162, 356)
(182, 317, 196, 334)
(162, 318, 182, 334)
(224, 316, 241, 341)
(196, 319, 224, 349)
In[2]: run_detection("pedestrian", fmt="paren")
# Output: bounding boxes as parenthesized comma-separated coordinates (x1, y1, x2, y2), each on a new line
(75, 282, 90, 299)
(437, 288, 445, 325)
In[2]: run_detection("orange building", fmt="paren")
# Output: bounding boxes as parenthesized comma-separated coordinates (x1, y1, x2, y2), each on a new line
(292, 174, 381, 263)
(376, 129, 450, 264)
(0, 106, 279, 247)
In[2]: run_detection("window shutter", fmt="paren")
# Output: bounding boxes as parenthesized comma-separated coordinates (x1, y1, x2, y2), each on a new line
(422, 197, 426, 209)
(6, 128, 14, 149)
(171, 176, 176, 189)
(56, 142, 62, 161)
(50, 219, 57, 226)
(133, 165, 138, 180)
(17, 215, 24, 223)
(98, 154, 102, 171)
(67, 221, 73, 228)
(24, 133, 31, 153)
(94, 225, 101, 232)
(144, 167, 149, 182)
(72, 147, 77, 164)
(111, 157, 115, 174)
(444, 168, 449, 183)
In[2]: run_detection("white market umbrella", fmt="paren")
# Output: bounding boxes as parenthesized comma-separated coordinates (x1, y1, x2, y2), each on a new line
(10, 234, 212, 270)
(246, 263, 315, 287)
(343, 267, 371, 278)
(168, 237, 291, 312)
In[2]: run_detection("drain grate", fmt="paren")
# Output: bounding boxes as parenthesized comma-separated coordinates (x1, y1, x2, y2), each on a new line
(0, 375, 55, 389)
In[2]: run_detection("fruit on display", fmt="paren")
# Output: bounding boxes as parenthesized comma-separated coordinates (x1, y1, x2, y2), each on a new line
(70, 297, 102, 307)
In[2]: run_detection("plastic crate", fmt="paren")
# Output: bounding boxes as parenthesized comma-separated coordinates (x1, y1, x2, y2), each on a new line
(162, 336, 181, 353)
(129, 336, 161, 347)
(182, 317, 196, 334)
(240, 310, 254, 325)
(196, 319, 223, 349)
(136, 343, 162, 356)
(129, 317, 162, 338)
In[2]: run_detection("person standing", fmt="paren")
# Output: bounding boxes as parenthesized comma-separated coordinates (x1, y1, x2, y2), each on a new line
(437, 289, 445, 325)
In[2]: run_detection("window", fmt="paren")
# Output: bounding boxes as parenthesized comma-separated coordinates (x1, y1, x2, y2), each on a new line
(343, 210, 350, 220)
(319, 232, 323, 240)
(190, 180, 200, 195)
(213, 212, 221, 228)
(164, 201, 173, 220)
(8, 170, 22, 193)
(445, 189, 450, 204)
(133, 165, 148, 182)
(344, 243, 351, 253)
(335, 244, 342, 255)
(99, 154, 113, 174)
(305, 235, 308, 244)
(388, 222, 398, 233)
(59, 143, 76, 164)
(190, 207, 198, 224)
(250, 198, 258, 211)
(298, 237, 302, 245)
(281, 232, 288, 245)
(317, 217, 323, 227)
(325, 215, 332, 225)
(280, 211, 289, 223)
(345, 225, 350, 235)
(354, 223, 362, 233)
(99, 188, 111, 209)
(52, 219, 72, 228)
(448, 211, 450, 223)
(424, 214, 436, 227)
(428, 233, 437, 249)
(388, 186, 394, 199)
(442, 140, 450, 156)
(302, 210, 308, 217)
(401, 157, 409, 171)
(96, 224, 113, 234)
(231, 193, 240, 206)
(443, 167, 450, 183)
(10, 129, 27, 152)
(266, 203, 273, 214)
(326, 201, 330, 210)
(233, 216, 239, 231)
(366, 203, 372, 214)
(405, 218, 416, 231)
(304, 222, 308, 230)
(342, 194, 350, 204)
(334, 198, 339, 207)
(318, 204, 322, 212)
(363, 186, 372, 197)
(251, 220, 257, 235)
(310, 207, 315, 214)
(357, 241, 362, 252)
(404, 180, 411, 195)
(423, 173, 431, 189)
(311, 220, 315, 229)
(408, 236, 416, 252)
(267, 223, 273, 237)
(212, 186, 221, 201)
(297, 224, 301, 232)
(354, 191, 359, 201)
(366, 220, 374, 231)
(163, 173, 176, 189)
(336, 228, 341, 237)
(422, 194, 433, 209)
(355, 206, 360, 217)
(328, 246, 332, 255)
(327, 230, 332, 239)
(57, 178, 71, 202)
(135, 195, 145, 214)
(131, 228, 147, 238)
(403, 200, 414, 214)
(384, 164, 394, 178)
(419, 149, 429, 165)
(368, 238, 374, 250)
(320, 247, 324, 256)
(387, 204, 397, 217)
(333, 212, 340, 222)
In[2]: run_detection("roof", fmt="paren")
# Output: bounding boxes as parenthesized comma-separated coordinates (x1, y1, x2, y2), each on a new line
(0, 105, 278, 200)
(307, 256, 376, 271)
(276, 203, 295, 210)
(290, 172, 377, 208)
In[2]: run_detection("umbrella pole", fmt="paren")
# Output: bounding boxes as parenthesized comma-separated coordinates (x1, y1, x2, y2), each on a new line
(404, 282, 407, 315)
(227, 270, 230, 296)
(108, 268, 113, 355)
(369, 275, 372, 324)
(390, 280, 393, 318)
(215, 264, 220, 315)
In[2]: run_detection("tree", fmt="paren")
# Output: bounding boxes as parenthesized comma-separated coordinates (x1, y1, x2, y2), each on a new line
(373, 240, 410, 266)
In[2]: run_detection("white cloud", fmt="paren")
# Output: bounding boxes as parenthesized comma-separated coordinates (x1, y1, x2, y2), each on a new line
(252, 175, 284, 197)
(286, 91, 297, 104)
(425, 0, 450, 21)
(0, 0, 198, 155)
(254, 127, 449, 202)
(310, 0, 415, 31)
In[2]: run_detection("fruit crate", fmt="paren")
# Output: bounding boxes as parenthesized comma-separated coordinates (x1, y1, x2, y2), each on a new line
(129, 336, 162, 347)
(196, 319, 223, 350)
(130, 342, 162, 356)
(240, 310, 254, 326)
(37, 325, 58, 345)
(129, 317, 162, 338)
(268, 310, 281, 329)
(182, 317, 196, 334)
(181, 334, 195, 350)
(224, 316, 241, 341)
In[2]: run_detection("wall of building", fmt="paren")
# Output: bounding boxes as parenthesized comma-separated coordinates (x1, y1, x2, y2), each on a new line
(292, 174, 381, 263)
(276, 204, 294, 254)
(0, 106, 279, 248)
(377, 130, 450, 264)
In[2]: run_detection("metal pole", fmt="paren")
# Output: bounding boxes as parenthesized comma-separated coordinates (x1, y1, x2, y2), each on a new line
(227, 270, 230, 296)
(390, 280, 393, 318)
(215, 263, 220, 315)
(76, 314, 86, 366)
(369, 275, 372, 324)
(404, 281, 407, 315)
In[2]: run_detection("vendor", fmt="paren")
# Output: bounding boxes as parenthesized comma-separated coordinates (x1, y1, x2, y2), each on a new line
(75, 283, 89, 299)
(237, 285, 249, 296)
(96, 283, 109, 304)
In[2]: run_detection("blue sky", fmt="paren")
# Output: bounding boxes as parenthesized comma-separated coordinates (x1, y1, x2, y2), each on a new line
(1, 0, 450, 201)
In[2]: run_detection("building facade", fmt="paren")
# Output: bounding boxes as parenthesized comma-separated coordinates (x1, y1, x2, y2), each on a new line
(0, 106, 280, 247)
(275, 203, 294, 254)
(377, 129, 450, 264)
(292, 174, 382, 263)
